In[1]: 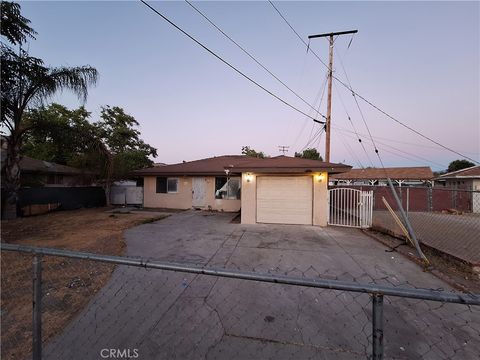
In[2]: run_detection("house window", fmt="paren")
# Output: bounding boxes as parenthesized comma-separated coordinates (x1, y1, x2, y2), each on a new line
(167, 178, 178, 193)
(215, 177, 241, 200)
(156, 177, 167, 193)
(156, 177, 178, 193)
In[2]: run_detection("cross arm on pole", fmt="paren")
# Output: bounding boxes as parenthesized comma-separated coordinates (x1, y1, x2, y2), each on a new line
(308, 30, 358, 39)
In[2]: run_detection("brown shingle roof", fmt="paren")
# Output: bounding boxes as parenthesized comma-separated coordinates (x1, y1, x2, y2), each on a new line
(19, 156, 95, 175)
(233, 156, 351, 174)
(331, 167, 433, 181)
(133, 155, 351, 176)
(436, 165, 480, 179)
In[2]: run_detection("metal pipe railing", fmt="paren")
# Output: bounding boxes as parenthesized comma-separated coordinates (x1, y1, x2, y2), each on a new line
(32, 255, 42, 360)
(2, 242, 480, 360)
(2, 243, 479, 305)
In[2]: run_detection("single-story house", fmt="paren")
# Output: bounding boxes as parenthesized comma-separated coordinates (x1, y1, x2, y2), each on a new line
(18, 156, 97, 187)
(133, 155, 351, 226)
(434, 165, 480, 190)
(434, 166, 480, 213)
(330, 166, 434, 187)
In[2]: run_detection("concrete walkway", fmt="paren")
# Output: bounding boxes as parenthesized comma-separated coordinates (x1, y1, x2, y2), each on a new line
(44, 211, 480, 360)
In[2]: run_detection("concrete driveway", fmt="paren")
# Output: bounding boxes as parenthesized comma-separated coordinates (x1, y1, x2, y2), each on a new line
(45, 211, 480, 360)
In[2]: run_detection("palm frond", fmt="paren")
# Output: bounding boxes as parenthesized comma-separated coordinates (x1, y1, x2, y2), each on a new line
(34, 66, 99, 104)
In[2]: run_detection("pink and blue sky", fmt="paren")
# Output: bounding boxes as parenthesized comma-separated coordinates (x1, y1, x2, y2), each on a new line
(21, 1, 479, 170)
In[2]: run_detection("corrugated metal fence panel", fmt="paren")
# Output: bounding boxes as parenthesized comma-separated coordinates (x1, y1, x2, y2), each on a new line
(110, 186, 143, 205)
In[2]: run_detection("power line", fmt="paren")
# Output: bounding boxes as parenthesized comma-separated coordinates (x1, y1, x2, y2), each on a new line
(291, 72, 328, 149)
(268, 2, 429, 262)
(302, 125, 325, 152)
(334, 82, 375, 167)
(267, 1, 479, 164)
(336, 128, 448, 169)
(336, 131, 364, 168)
(140, 0, 325, 124)
(268, 0, 329, 69)
(298, 77, 328, 153)
(184, 0, 326, 120)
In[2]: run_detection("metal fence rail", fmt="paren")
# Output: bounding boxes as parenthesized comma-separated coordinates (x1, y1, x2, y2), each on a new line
(2, 243, 480, 360)
(330, 185, 480, 265)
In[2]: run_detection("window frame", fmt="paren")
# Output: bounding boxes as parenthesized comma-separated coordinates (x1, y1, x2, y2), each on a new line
(156, 177, 180, 194)
(214, 176, 241, 200)
(167, 177, 179, 194)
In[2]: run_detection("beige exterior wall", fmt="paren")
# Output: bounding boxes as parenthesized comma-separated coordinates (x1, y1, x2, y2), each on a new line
(203, 177, 241, 212)
(143, 176, 240, 212)
(144, 176, 193, 209)
(240, 172, 329, 226)
(472, 179, 480, 191)
(241, 173, 257, 224)
(313, 173, 328, 226)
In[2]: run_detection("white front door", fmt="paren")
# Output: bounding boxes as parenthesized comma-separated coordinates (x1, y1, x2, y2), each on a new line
(192, 177, 207, 207)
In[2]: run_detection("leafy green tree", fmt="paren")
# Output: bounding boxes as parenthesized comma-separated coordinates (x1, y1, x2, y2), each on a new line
(241, 146, 267, 158)
(294, 148, 323, 161)
(22, 104, 157, 181)
(447, 160, 475, 173)
(1, 2, 98, 218)
(94, 106, 157, 179)
(22, 104, 94, 165)
(0, 1, 36, 45)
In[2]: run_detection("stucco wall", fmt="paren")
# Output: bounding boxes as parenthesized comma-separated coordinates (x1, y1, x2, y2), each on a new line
(203, 177, 241, 212)
(241, 172, 329, 226)
(241, 173, 257, 224)
(143, 176, 240, 212)
(143, 176, 192, 209)
(313, 173, 328, 226)
(472, 179, 480, 191)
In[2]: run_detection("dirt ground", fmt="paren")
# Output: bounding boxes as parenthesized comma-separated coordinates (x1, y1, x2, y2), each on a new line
(1, 207, 169, 360)
(364, 229, 480, 293)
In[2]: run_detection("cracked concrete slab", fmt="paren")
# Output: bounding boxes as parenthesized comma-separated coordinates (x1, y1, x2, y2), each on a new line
(43, 211, 480, 359)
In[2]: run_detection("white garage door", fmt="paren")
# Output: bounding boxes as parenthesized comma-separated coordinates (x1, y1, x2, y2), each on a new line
(257, 176, 313, 225)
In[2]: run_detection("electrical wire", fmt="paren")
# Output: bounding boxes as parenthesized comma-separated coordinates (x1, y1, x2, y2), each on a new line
(291, 72, 328, 149)
(140, 0, 326, 123)
(184, 0, 326, 120)
(336, 128, 448, 169)
(336, 130, 364, 168)
(298, 74, 328, 152)
(267, 0, 479, 164)
(334, 82, 374, 167)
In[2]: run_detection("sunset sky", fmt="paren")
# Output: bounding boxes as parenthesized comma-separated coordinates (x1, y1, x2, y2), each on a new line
(21, 1, 479, 170)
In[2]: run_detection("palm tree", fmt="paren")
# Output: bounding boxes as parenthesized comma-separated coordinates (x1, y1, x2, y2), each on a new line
(1, 2, 99, 218)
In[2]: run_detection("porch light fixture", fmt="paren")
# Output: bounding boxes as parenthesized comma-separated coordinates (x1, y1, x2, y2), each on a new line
(315, 173, 325, 182)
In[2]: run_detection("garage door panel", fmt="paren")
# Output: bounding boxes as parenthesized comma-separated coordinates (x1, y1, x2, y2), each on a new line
(257, 176, 312, 225)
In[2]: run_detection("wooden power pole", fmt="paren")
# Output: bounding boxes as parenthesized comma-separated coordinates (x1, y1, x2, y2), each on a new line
(308, 30, 358, 163)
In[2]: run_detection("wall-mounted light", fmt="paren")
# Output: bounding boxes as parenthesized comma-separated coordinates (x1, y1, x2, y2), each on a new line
(315, 173, 326, 182)
(245, 173, 253, 183)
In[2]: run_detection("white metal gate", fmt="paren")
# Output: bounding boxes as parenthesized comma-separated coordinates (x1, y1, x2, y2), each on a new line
(328, 188, 373, 228)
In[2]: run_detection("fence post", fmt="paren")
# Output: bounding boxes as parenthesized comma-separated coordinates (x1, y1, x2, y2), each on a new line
(427, 187, 433, 212)
(372, 293, 384, 360)
(33, 255, 42, 360)
(406, 187, 409, 217)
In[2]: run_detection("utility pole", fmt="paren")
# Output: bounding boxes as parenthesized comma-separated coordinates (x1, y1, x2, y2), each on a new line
(308, 30, 358, 163)
(278, 145, 289, 155)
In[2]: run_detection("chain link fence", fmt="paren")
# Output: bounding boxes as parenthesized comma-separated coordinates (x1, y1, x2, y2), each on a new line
(330, 185, 480, 266)
(2, 243, 479, 360)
